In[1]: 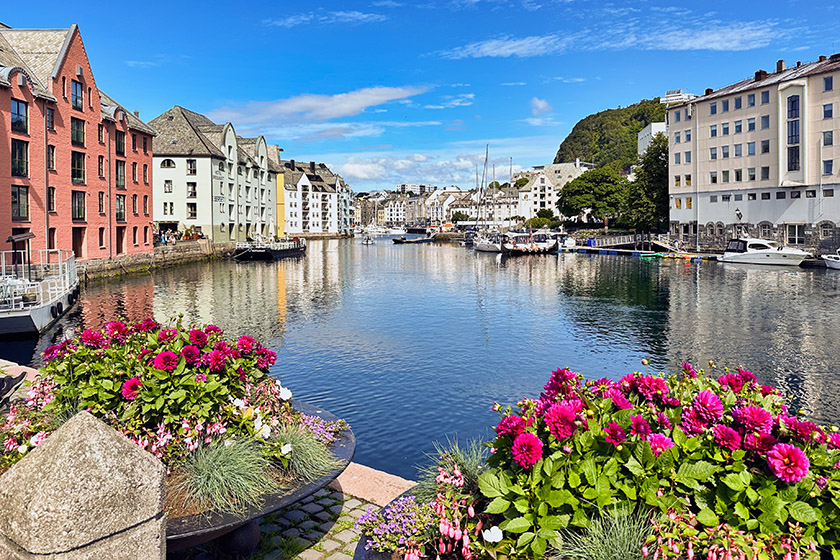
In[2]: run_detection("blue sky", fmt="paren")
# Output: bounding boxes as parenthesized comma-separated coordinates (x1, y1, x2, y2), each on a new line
(8, 1, 836, 191)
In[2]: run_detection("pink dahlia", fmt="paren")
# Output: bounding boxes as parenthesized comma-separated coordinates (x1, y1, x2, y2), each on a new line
(511, 432, 543, 469)
(681, 361, 698, 379)
(180, 345, 201, 365)
(767, 443, 809, 483)
(157, 328, 177, 343)
(636, 375, 669, 403)
(121, 377, 142, 400)
(693, 390, 724, 423)
(630, 415, 651, 440)
(607, 387, 634, 410)
(648, 433, 674, 457)
(744, 432, 777, 454)
(134, 318, 159, 332)
(204, 324, 223, 335)
(604, 422, 625, 446)
(544, 403, 580, 440)
(590, 378, 615, 396)
(713, 424, 741, 451)
(828, 433, 840, 450)
(782, 416, 823, 444)
(195, 373, 207, 383)
(732, 405, 773, 435)
(680, 407, 707, 436)
(656, 411, 672, 431)
(496, 415, 526, 437)
(153, 351, 179, 372)
(717, 373, 745, 394)
(760, 384, 779, 396)
(80, 329, 105, 348)
(204, 349, 226, 372)
(737, 366, 758, 385)
(237, 335, 256, 354)
(104, 321, 128, 343)
(188, 329, 208, 348)
(619, 374, 638, 394)
(541, 367, 579, 401)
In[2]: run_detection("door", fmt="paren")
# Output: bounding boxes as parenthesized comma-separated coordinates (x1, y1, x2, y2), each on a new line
(116, 226, 126, 255)
(71, 227, 86, 259)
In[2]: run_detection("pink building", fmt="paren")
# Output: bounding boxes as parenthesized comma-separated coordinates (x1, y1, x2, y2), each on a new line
(0, 23, 155, 259)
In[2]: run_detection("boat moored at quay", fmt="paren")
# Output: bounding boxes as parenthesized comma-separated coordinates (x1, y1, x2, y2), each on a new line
(717, 238, 812, 266)
(233, 236, 307, 261)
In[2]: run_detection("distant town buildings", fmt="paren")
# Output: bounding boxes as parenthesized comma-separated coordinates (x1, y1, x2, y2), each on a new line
(667, 58, 840, 251)
(279, 160, 352, 235)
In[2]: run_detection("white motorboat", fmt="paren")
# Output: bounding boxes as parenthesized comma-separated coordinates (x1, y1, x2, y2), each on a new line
(361, 236, 375, 245)
(822, 249, 840, 270)
(387, 227, 407, 235)
(363, 225, 389, 236)
(501, 232, 559, 255)
(718, 238, 812, 266)
(474, 233, 503, 253)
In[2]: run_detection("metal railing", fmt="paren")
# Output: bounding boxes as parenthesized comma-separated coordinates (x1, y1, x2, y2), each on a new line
(0, 249, 78, 312)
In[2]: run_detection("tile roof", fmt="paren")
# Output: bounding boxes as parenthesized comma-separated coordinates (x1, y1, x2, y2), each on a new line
(149, 106, 225, 158)
(0, 27, 70, 86)
(0, 32, 55, 100)
(99, 90, 156, 135)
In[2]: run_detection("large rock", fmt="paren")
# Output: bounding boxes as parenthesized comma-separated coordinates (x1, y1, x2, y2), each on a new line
(0, 411, 166, 559)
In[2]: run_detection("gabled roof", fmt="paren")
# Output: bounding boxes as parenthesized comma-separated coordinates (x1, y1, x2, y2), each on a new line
(0, 29, 56, 100)
(149, 106, 225, 158)
(0, 26, 71, 86)
(99, 90, 156, 135)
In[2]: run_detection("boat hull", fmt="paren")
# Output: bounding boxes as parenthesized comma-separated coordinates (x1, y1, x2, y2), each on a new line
(501, 240, 559, 255)
(718, 252, 808, 266)
(233, 246, 306, 261)
(0, 282, 79, 336)
(474, 241, 502, 252)
(822, 255, 840, 270)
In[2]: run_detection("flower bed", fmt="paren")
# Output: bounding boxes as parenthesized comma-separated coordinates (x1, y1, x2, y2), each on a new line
(0, 318, 350, 525)
(356, 362, 840, 560)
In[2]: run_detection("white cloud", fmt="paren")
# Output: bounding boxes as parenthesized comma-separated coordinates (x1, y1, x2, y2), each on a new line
(264, 11, 386, 28)
(500, 82, 527, 86)
(440, 34, 574, 59)
(554, 76, 586, 83)
(371, 0, 403, 6)
(424, 93, 475, 109)
(530, 97, 552, 116)
(340, 159, 388, 180)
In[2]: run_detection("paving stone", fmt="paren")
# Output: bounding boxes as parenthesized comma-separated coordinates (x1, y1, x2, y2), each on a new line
(315, 510, 334, 522)
(330, 505, 344, 515)
(298, 550, 322, 560)
(321, 540, 342, 553)
(343, 498, 362, 509)
(263, 550, 283, 560)
(326, 553, 353, 560)
(329, 492, 349, 501)
(261, 523, 281, 534)
(269, 535, 285, 548)
(304, 530, 325, 542)
(285, 510, 309, 523)
(313, 489, 330, 498)
(276, 515, 294, 528)
(319, 521, 336, 533)
(282, 528, 301, 538)
(302, 502, 324, 515)
(299, 520, 318, 531)
(301, 495, 316, 504)
(347, 509, 366, 519)
(317, 498, 335, 507)
(293, 536, 312, 549)
(333, 529, 357, 543)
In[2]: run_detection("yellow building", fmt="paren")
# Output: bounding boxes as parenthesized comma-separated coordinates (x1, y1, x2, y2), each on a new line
(268, 145, 285, 238)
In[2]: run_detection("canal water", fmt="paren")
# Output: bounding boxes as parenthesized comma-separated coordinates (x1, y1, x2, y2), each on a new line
(3, 238, 840, 479)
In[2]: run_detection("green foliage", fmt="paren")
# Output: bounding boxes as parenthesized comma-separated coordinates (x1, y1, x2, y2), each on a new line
(525, 217, 551, 229)
(552, 508, 653, 560)
(554, 98, 666, 172)
(623, 133, 669, 231)
(265, 425, 342, 482)
(413, 437, 489, 503)
(537, 209, 556, 220)
(515, 177, 530, 187)
(557, 168, 629, 222)
(171, 438, 280, 516)
(452, 211, 470, 222)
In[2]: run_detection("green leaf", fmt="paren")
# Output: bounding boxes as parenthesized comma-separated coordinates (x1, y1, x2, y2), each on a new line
(513, 497, 529, 513)
(502, 517, 531, 533)
(734, 502, 750, 519)
(789, 501, 818, 523)
(539, 515, 569, 530)
(596, 475, 612, 507)
(570, 508, 589, 528)
(567, 470, 581, 488)
(485, 497, 511, 514)
(551, 470, 565, 489)
(625, 456, 645, 477)
(582, 457, 598, 486)
(531, 536, 547, 557)
(672, 425, 687, 447)
(478, 471, 503, 498)
(516, 532, 535, 548)
(676, 460, 716, 481)
(696, 508, 719, 526)
(722, 473, 745, 492)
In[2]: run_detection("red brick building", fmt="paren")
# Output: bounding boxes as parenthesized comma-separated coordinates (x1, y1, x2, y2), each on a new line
(0, 23, 155, 260)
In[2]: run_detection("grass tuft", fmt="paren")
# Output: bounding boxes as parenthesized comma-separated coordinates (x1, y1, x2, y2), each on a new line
(269, 424, 342, 482)
(412, 437, 488, 503)
(550, 507, 653, 560)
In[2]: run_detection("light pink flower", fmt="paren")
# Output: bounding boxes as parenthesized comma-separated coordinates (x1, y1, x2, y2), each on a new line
(648, 433, 674, 457)
(767, 443, 809, 483)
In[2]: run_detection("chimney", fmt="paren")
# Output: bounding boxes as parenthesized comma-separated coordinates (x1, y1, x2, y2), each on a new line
(796, 61, 802, 67)
(754, 69, 767, 81)
(133, 110, 139, 118)
(705, 87, 713, 95)
(290, 159, 295, 169)
(820, 55, 827, 62)
(776, 59, 785, 72)
(310, 161, 316, 171)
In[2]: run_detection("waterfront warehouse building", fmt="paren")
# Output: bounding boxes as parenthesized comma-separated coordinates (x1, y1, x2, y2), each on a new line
(667, 57, 840, 252)
(0, 23, 155, 259)
(150, 106, 278, 243)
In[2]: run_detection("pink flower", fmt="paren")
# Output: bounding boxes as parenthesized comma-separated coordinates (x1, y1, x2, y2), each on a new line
(188, 329, 208, 348)
(718, 373, 745, 393)
(180, 345, 201, 365)
(204, 324, 223, 335)
(237, 335, 256, 354)
(737, 366, 757, 385)
(630, 415, 651, 440)
(680, 406, 707, 436)
(713, 424, 741, 451)
(104, 321, 128, 342)
(80, 329, 105, 348)
(648, 433, 674, 457)
(636, 376, 669, 403)
(30, 431, 47, 447)
(782, 416, 822, 444)
(693, 390, 723, 423)
(511, 432, 542, 469)
(121, 377, 142, 400)
(203, 349, 226, 372)
(256, 347, 277, 369)
(732, 405, 773, 435)
(681, 361, 698, 378)
(153, 351, 179, 372)
(604, 422, 625, 446)
(607, 387, 634, 410)
(544, 403, 580, 440)
(767, 443, 809, 483)
(134, 318, 160, 332)
(496, 415, 526, 437)
(760, 385, 778, 396)
(4, 438, 17, 452)
(157, 328, 177, 343)
(541, 367, 579, 401)
(744, 432, 777, 454)
(656, 411, 672, 431)
(828, 433, 840, 450)
(195, 373, 207, 382)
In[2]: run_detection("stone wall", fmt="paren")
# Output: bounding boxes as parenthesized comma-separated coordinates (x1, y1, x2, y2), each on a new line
(673, 221, 840, 254)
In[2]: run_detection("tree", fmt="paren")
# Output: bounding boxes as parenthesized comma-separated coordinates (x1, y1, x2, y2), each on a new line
(451, 211, 470, 223)
(525, 217, 550, 229)
(624, 132, 669, 231)
(557, 168, 629, 224)
(515, 177, 530, 187)
(488, 181, 501, 188)
(536, 209, 556, 220)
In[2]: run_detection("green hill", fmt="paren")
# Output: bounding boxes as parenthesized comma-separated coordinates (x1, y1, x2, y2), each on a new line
(553, 98, 666, 172)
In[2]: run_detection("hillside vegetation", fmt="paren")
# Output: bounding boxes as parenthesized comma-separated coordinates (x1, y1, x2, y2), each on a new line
(553, 98, 666, 172)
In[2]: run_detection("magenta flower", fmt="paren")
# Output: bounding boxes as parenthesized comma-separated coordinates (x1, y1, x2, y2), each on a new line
(619, 374, 638, 394)
(237, 335, 256, 354)
(204, 324, 223, 335)
(630, 415, 651, 440)
(693, 390, 723, 423)
(104, 321, 128, 342)
(604, 422, 625, 446)
(679, 406, 707, 436)
(607, 387, 634, 410)
(760, 385, 778, 396)
(590, 378, 615, 396)
(544, 403, 580, 440)
(256, 346, 277, 368)
(828, 433, 840, 450)
(767, 443, 809, 483)
(204, 349, 226, 372)
(737, 366, 758, 385)
(732, 405, 773, 435)
(636, 375, 669, 403)
(782, 416, 822, 444)
(121, 377, 142, 400)
(656, 411, 672, 431)
(648, 433, 674, 457)
(681, 361, 698, 378)
(180, 345, 201, 365)
(134, 318, 159, 332)
(153, 351, 179, 372)
(511, 432, 543, 469)
(496, 415, 526, 437)
(717, 373, 745, 393)
(188, 329, 208, 348)
(157, 328, 177, 343)
(744, 432, 778, 454)
(713, 424, 741, 451)
(80, 329, 105, 348)
(541, 367, 579, 401)
(195, 373, 207, 382)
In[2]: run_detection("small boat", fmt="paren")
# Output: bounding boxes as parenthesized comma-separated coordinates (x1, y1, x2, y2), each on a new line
(718, 238, 811, 266)
(393, 236, 433, 245)
(233, 236, 306, 261)
(474, 233, 503, 253)
(501, 232, 559, 255)
(822, 249, 840, 270)
(361, 236, 375, 245)
(387, 227, 407, 235)
(0, 243, 79, 336)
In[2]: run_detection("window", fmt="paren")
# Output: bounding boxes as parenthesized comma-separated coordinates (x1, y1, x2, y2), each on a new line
(787, 120, 800, 144)
(761, 140, 770, 154)
(685, 151, 691, 163)
(131, 162, 137, 182)
(685, 129, 691, 141)
(826, 76, 834, 92)
(72, 191, 85, 220)
(734, 120, 742, 134)
(115, 160, 125, 188)
(675, 175, 681, 187)
(143, 164, 148, 184)
(143, 195, 149, 215)
(164, 180, 173, 193)
(47, 145, 56, 170)
(11, 185, 28, 221)
(748, 193, 756, 201)
(722, 100, 729, 113)
(746, 142, 755, 156)
(747, 118, 756, 131)
(98, 124, 104, 143)
(710, 172, 718, 184)
(685, 174, 691, 186)
(748, 93, 755, 107)
(788, 146, 800, 171)
(825, 104, 833, 119)
(734, 194, 743, 201)
(761, 192, 771, 200)
(710, 147, 717, 160)
(722, 122, 730, 135)
(777, 191, 786, 199)
(791, 190, 801, 199)
(674, 132, 681, 143)
(761, 166, 770, 180)
(161, 159, 175, 168)
(11, 139, 28, 177)
(822, 223, 835, 238)
(133, 227, 138, 245)
(132, 194, 138, 214)
(825, 160, 834, 175)
(187, 182, 197, 198)
(734, 96, 742, 110)
(806, 190, 817, 198)
(674, 110, 681, 122)
(674, 152, 681, 164)
(825, 189, 835, 198)
(87, 87, 91, 109)
(824, 131, 835, 147)
(143, 137, 147, 154)
(761, 115, 770, 129)
(46, 107, 54, 130)
(734, 144, 742, 157)
(675, 198, 682, 209)
(787, 95, 800, 119)
(48, 228, 56, 250)
(98, 191, 104, 213)
(735, 169, 743, 182)
(761, 90, 769, 104)
(710, 125, 717, 137)
(47, 187, 55, 212)
(710, 102, 717, 115)
(187, 202, 197, 219)
(70, 118, 85, 146)
(116, 194, 126, 222)
(71, 80, 84, 110)
(722, 194, 731, 202)
(760, 224, 772, 238)
(710, 195, 718, 203)
(748, 168, 756, 181)
(115, 131, 125, 156)
(11, 99, 27, 133)
(722, 170, 730, 183)
(98, 155, 104, 178)
(788, 224, 805, 245)
(131, 134, 137, 152)
(187, 159, 197, 175)
(99, 227, 105, 248)
(722, 146, 730, 158)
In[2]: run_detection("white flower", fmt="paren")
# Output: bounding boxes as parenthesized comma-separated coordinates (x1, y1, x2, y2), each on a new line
(17, 445, 28, 454)
(280, 443, 292, 456)
(483, 526, 503, 543)
(278, 386, 292, 401)
(232, 398, 246, 409)
(257, 424, 271, 439)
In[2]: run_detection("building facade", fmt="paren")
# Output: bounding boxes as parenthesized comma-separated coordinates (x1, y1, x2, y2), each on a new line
(1, 24, 155, 259)
(518, 161, 593, 220)
(668, 58, 840, 251)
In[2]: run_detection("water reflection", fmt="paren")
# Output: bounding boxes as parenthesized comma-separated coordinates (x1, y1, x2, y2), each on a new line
(4, 239, 839, 478)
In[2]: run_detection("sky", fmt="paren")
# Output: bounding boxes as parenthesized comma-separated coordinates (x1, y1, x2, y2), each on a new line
(8, 1, 839, 192)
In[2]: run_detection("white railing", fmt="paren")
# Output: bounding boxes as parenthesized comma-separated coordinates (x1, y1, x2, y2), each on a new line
(0, 249, 77, 312)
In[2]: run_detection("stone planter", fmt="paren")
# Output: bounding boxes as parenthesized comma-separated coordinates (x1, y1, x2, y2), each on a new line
(166, 401, 355, 554)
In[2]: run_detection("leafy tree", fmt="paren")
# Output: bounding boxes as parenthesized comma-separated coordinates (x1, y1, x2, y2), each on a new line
(536, 209, 556, 220)
(557, 168, 629, 224)
(515, 177, 530, 187)
(624, 132, 669, 231)
(488, 181, 500, 188)
(451, 211, 470, 223)
(525, 217, 550, 229)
